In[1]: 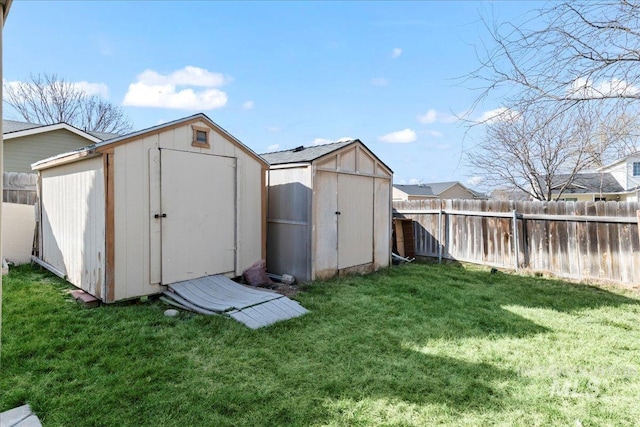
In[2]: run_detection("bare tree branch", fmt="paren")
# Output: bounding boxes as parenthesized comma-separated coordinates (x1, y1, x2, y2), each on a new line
(4, 73, 132, 134)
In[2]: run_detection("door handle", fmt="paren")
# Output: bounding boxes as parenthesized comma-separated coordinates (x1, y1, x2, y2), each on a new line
(335, 211, 341, 215)
(154, 213, 167, 218)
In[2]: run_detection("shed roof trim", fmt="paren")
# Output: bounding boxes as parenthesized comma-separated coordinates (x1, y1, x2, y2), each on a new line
(261, 139, 393, 173)
(32, 113, 268, 170)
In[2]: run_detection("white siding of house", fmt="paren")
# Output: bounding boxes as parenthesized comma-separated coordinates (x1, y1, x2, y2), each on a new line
(40, 156, 105, 298)
(606, 161, 628, 190)
(625, 156, 640, 190)
(2, 202, 35, 265)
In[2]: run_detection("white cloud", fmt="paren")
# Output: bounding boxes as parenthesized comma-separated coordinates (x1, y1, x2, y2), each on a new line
(137, 66, 228, 87)
(337, 136, 355, 142)
(417, 109, 437, 124)
(72, 81, 110, 98)
(569, 77, 640, 99)
(424, 130, 444, 138)
(417, 109, 459, 124)
(243, 100, 254, 110)
(379, 128, 417, 143)
(409, 178, 421, 185)
(391, 48, 402, 59)
(267, 144, 280, 151)
(267, 126, 281, 132)
(476, 107, 518, 124)
(467, 176, 484, 186)
(370, 77, 389, 86)
(123, 66, 229, 110)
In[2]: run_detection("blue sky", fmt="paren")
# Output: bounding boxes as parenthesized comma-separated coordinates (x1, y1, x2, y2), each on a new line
(4, 1, 540, 186)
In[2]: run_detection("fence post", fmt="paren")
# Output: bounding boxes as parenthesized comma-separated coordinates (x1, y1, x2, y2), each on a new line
(438, 209, 443, 263)
(512, 209, 519, 271)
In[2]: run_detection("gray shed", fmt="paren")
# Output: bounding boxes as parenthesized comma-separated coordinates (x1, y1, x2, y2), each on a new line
(262, 139, 393, 282)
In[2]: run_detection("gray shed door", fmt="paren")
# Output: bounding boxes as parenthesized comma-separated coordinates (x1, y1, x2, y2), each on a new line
(160, 149, 236, 284)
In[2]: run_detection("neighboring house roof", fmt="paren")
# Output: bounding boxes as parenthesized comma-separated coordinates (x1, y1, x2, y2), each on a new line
(261, 140, 356, 164)
(546, 173, 625, 194)
(260, 139, 393, 173)
(393, 184, 435, 197)
(394, 181, 485, 199)
(3, 119, 116, 143)
(4, 119, 42, 134)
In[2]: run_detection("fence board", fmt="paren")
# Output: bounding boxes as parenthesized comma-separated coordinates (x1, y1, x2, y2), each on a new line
(394, 199, 639, 285)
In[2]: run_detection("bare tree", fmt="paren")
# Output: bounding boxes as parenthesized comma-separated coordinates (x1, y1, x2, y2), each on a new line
(471, 1, 640, 113)
(4, 73, 132, 134)
(466, 1, 640, 198)
(468, 105, 629, 201)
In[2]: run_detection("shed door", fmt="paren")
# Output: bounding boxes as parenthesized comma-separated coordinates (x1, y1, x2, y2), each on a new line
(160, 149, 236, 284)
(337, 174, 374, 269)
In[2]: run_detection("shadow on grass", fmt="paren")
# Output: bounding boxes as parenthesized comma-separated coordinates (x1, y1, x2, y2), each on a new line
(2, 263, 639, 426)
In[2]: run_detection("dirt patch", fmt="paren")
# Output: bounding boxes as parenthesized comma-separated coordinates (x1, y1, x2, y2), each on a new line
(258, 281, 301, 298)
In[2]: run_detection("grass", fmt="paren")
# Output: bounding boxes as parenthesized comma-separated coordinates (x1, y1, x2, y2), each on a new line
(2, 262, 640, 426)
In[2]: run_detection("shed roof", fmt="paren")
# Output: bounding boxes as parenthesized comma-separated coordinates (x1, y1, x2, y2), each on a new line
(32, 113, 268, 170)
(261, 140, 355, 164)
(261, 139, 393, 173)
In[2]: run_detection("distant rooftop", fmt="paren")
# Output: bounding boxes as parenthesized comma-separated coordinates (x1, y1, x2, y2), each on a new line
(3, 119, 120, 141)
(546, 172, 625, 193)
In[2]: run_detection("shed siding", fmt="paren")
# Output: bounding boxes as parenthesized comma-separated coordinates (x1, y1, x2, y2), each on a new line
(112, 119, 264, 300)
(235, 150, 266, 275)
(266, 166, 312, 281)
(269, 141, 392, 282)
(373, 177, 391, 269)
(313, 170, 338, 279)
(113, 134, 160, 301)
(8, 129, 94, 173)
(40, 156, 105, 298)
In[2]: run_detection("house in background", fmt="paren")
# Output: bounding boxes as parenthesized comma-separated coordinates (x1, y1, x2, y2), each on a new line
(4, 119, 119, 173)
(544, 152, 640, 202)
(393, 182, 485, 201)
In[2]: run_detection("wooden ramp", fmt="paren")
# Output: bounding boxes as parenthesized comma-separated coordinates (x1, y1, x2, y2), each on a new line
(163, 275, 308, 329)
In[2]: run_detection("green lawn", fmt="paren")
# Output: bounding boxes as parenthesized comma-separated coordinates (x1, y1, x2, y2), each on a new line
(2, 263, 640, 426)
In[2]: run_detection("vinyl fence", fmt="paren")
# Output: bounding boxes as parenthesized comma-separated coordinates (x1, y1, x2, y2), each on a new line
(393, 199, 640, 285)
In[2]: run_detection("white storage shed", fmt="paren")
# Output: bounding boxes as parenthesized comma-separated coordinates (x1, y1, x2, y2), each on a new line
(33, 113, 268, 303)
(262, 140, 392, 282)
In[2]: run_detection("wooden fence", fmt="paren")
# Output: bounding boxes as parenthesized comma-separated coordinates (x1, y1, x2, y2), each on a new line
(3, 172, 37, 205)
(393, 199, 640, 285)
